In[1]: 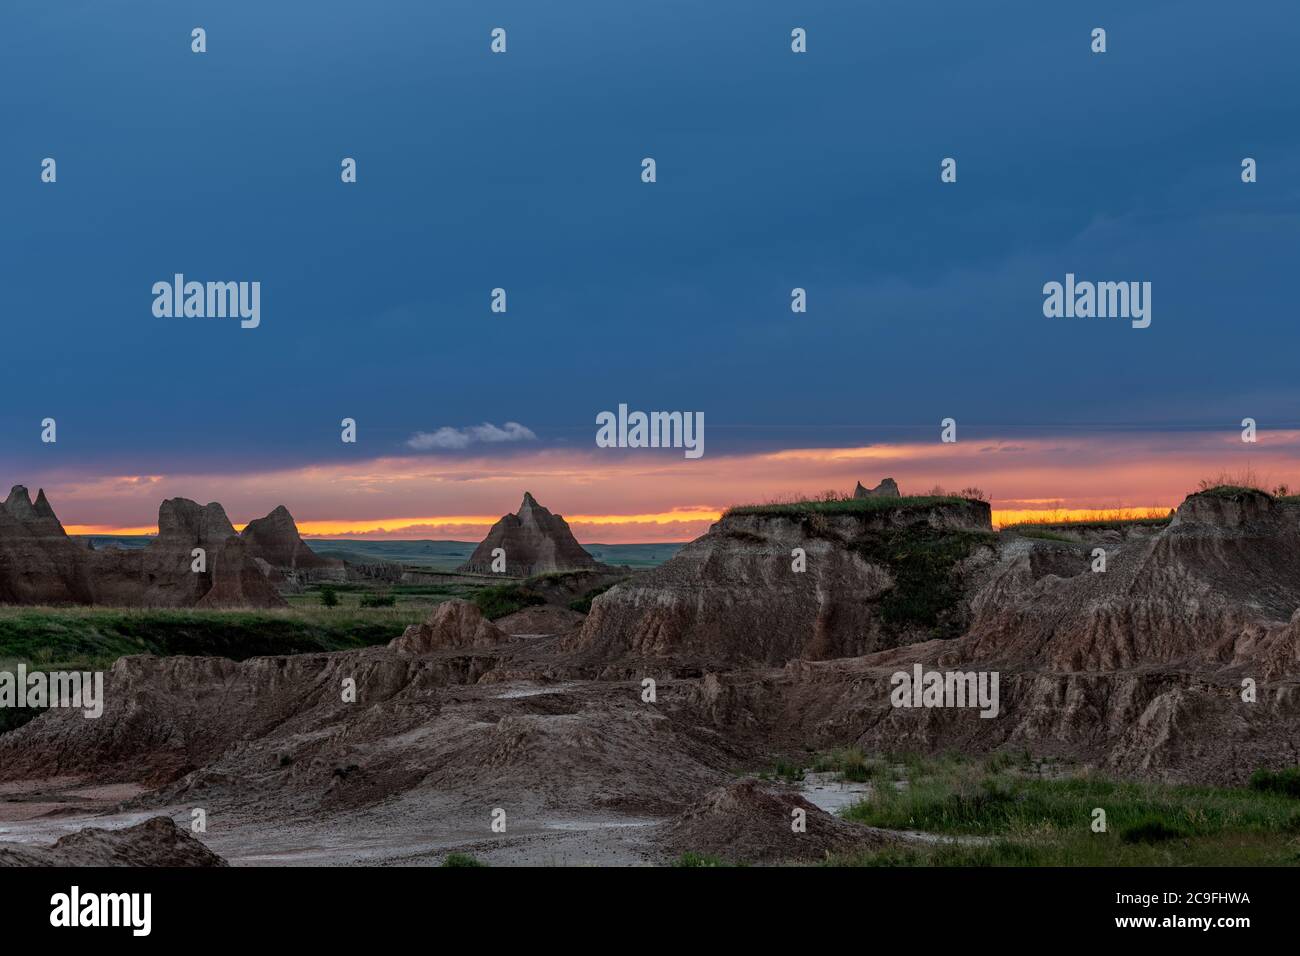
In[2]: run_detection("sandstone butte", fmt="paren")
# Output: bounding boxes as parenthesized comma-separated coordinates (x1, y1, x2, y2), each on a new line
(458, 491, 610, 577)
(0, 484, 344, 609)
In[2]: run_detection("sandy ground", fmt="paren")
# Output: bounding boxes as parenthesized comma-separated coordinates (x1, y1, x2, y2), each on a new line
(0, 766, 985, 864)
(0, 781, 667, 866)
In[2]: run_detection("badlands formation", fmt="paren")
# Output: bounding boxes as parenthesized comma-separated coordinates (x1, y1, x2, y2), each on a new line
(459, 492, 610, 577)
(0, 483, 1298, 864)
(0, 485, 344, 608)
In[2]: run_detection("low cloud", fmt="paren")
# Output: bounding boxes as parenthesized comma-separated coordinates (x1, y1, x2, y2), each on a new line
(405, 421, 537, 451)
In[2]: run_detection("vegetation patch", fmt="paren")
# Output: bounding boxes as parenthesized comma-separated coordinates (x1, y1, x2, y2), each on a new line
(758, 759, 806, 784)
(567, 580, 620, 615)
(0, 605, 420, 674)
(673, 852, 732, 867)
(472, 584, 547, 620)
(854, 530, 996, 642)
(1120, 818, 1187, 844)
(812, 747, 887, 783)
(1249, 766, 1300, 798)
(728, 495, 971, 519)
(827, 753, 1300, 866)
(441, 853, 487, 867)
(1197, 484, 1269, 499)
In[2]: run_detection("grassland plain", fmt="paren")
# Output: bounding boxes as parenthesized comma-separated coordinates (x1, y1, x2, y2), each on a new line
(817, 753, 1300, 867)
(0, 604, 428, 673)
(83, 537, 683, 572)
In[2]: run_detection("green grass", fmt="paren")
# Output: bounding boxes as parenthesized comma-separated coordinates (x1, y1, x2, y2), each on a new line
(854, 531, 997, 641)
(285, 582, 483, 610)
(826, 753, 1300, 866)
(727, 495, 972, 518)
(758, 759, 806, 784)
(471, 583, 547, 620)
(1197, 484, 1268, 499)
(1008, 516, 1172, 534)
(1249, 766, 1300, 798)
(1120, 818, 1187, 844)
(0, 604, 425, 673)
(441, 853, 487, 867)
(673, 852, 732, 867)
(811, 747, 887, 783)
(567, 581, 620, 615)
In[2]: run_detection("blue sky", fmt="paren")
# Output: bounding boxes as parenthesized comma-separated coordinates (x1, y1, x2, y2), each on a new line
(2, 0, 1298, 497)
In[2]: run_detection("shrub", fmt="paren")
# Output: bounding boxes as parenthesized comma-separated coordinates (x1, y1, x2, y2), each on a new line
(319, 587, 339, 607)
(442, 853, 486, 867)
(472, 584, 546, 620)
(567, 580, 622, 615)
(1120, 818, 1187, 844)
(1249, 766, 1300, 798)
(763, 759, 805, 783)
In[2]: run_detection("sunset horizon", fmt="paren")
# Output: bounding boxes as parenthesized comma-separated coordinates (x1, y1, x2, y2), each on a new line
(31, 425, 1300, 542)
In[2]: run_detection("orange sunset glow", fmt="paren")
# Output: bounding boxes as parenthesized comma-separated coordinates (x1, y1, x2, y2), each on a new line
(40, 428, 1300, 544)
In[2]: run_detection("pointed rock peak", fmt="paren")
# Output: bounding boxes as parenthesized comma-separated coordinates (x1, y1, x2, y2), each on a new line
(518, 491, 548, 515)
(242, 505, 301, 535)
(33, 489, 57, 519)
(4, 485, 35, 518)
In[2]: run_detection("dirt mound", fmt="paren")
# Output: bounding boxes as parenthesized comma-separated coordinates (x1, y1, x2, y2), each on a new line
(459, 492, 609, 577)
(495, 604, 585, 636)
(659, 779, 888, 864)
(0, 634, 746, 817)
(0, 650, 465, 788)
(0, 817, 227, 866)
(390, 599, 510, 653)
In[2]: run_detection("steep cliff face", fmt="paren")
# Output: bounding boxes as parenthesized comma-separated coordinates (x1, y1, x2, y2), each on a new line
(684, 658, 1300, 786)
(575, 498, 995, 667)
(668, 488, 1300, 784)
(961, 489, 1300, 672)
(459, 492, 606, 577)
